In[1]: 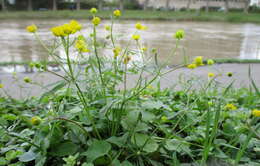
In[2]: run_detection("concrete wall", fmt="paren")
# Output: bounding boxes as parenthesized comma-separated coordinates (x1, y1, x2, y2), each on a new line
(138, 0, 245, 9)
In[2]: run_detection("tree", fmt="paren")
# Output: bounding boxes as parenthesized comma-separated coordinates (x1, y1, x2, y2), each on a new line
(143, 0, 149, 10)
(165, 0, 170, 10)
(243, 0, 250, 13)
(1, 0, 7, 11)
(119, 0, 124, 11)
(27, 0, 32, 11)
(224, 0, 229, 13)
(53, 0, 57, 11)
(205, 0, 210, 12)
(98, 0, 103, 10)
(76, 0, 80, 10)
(186, 0, 192, 11)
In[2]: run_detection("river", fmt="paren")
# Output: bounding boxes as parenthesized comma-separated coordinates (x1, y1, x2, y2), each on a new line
(1, 19, 260, 65)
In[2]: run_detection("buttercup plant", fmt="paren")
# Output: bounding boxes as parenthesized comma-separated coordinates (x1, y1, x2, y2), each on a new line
(0, 9, 259, 166)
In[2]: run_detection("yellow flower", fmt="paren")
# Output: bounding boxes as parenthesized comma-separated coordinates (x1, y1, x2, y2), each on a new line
(135, 22, 147, 30)
(0, 84, 3, 88)
(75, 39, 90, 53)
(105, 25, 111, 31)
(207, 59, 214, 65)
(161, 116, 168, 122)
(31, 116, 41, 126)
(90, 8, 97, 14)
(187, 63, 197, 69)
(51, 26, 66, 37)
(62, 24, 74, 35)
(132, 34, 140, 41)
(193, 56, 204, 66)
(174, 29, 185, 40)
(123, 56, 131, 64)
(69, 20, 82, 32)
(24, 77, 32, 83)
(113, 9, 121, 17)
(252, 109, 260, 117)
(113, 47, 121, 58)
(141, 47, 147, 52)
(224, 103, 237, 111)
(92, 17, 101, 26)
(208, 72, 215, 78)
(26, 24, 37, 33)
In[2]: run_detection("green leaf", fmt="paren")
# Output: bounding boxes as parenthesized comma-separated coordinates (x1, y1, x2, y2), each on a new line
(142, 101, 164, 110)
(165, 139, 191, 154)
(19, 151, 37, 162)
(121, 161, 134, 166)
(51, 142, 78, 157)
(5, 150, 23, 161)
(106, 135, 127, 148)
(82, 163, 94, 166)
(83, 140, 111, 162)
(131, 133, 158, 153)
(0, 157, 8, 166)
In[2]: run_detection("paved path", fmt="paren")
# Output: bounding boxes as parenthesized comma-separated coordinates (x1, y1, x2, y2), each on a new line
(1, 63, 259, 99)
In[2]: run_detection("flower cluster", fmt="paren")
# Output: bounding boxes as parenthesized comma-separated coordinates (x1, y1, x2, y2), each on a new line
(75, 38, 90, 53)
(51, 20, 82, 37)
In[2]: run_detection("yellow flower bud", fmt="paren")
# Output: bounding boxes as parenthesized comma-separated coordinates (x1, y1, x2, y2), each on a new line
(161, 116, 168, 122)
(208, 72, 215, 78)
(113, 9, 121, 17)
(105, 25, 111, 31)
(252, 109, 260, 117)
(0, 84, 3, 88)
(193, 56, 204, 66)
(224, 103, 237, 111)
(174, 30, 185, 40)
(207, 59, 215, 65)
(26, 24, 37, 33)
(132, 34, 140, 41)
(23, 77, 32, 83)
(31, 116, 41, 126)
(92, 17, 101, 26)
(90, 8, 97, 14)
(187, 63, 197, 69)
(135, 22, 147, 30)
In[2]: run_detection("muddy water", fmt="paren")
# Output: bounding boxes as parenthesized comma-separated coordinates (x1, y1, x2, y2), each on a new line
(1, 19, 260, 65)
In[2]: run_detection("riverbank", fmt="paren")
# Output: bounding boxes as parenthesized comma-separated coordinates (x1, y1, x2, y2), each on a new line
(1, 63, 259, 99)
(1, 10, 260, 23)
(0, 58, 260, 67)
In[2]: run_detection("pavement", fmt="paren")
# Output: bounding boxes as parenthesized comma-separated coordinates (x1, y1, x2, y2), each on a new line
(0, 63, 259, 99)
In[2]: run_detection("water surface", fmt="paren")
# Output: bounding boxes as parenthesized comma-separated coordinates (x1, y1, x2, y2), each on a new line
(1, 19, 260, 65)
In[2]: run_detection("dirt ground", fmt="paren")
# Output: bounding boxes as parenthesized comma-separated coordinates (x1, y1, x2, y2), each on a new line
(1, 63, 259, 99)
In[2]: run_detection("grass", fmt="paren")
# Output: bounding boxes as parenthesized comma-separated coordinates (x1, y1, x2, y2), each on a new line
(1, 10, 260, 23)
